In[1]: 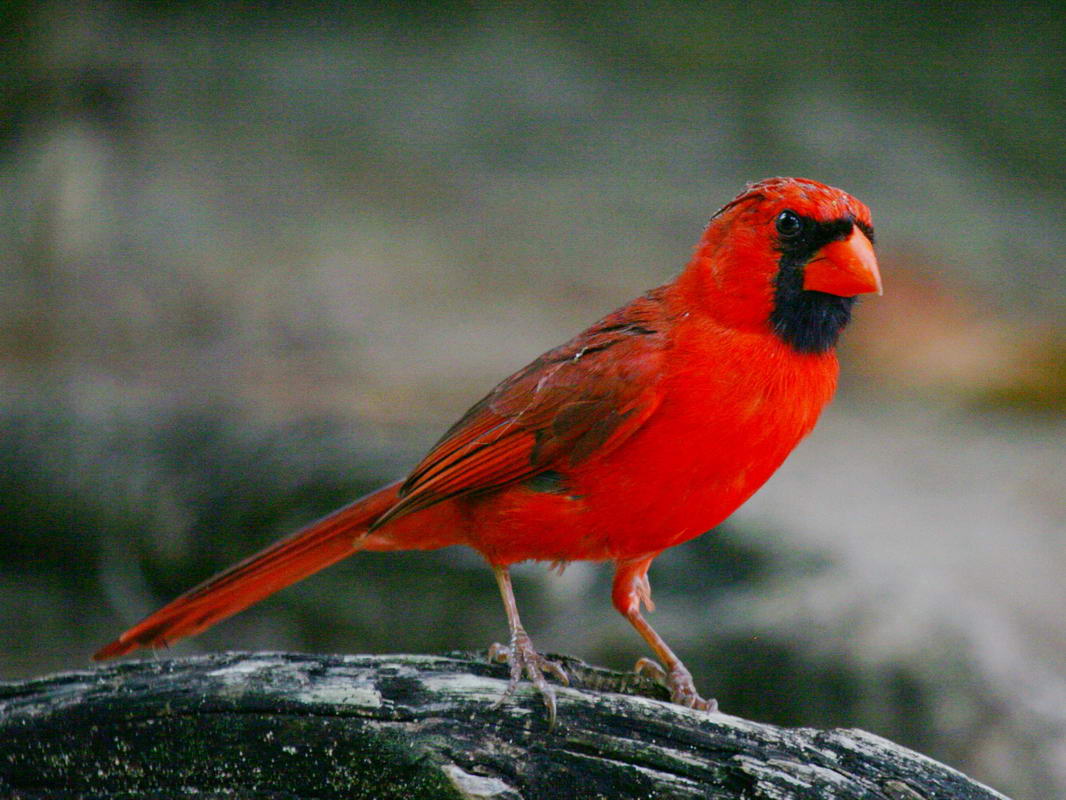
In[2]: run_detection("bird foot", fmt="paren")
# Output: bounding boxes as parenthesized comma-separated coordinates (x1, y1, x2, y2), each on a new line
(634, 657, 718, 712)
(489, 630, 569, 728)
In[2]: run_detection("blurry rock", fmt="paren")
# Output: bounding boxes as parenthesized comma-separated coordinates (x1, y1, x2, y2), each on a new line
(705, 403, 1066, 800)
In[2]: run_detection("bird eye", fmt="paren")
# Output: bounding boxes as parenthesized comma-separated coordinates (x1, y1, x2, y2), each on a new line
(775, 210, 803, 238)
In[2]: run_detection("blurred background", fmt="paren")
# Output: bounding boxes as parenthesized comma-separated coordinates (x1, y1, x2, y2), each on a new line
(2, 1, 1063, 796)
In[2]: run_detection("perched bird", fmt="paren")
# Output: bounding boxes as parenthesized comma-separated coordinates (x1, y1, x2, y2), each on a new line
(95, 177, 881, 725)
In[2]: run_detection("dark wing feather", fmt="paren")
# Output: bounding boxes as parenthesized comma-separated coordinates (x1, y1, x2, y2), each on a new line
(371, 290, 670, 529)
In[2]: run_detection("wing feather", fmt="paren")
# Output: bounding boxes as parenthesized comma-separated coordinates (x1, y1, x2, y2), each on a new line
(371, 290, 671, 529)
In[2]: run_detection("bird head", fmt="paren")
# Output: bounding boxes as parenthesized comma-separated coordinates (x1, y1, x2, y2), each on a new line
(687, 177, 881, 354)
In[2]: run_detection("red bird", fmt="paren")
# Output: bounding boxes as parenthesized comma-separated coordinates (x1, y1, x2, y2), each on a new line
(95, 177, 881, 723)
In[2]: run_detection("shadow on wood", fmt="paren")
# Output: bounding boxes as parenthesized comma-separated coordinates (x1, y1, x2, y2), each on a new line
(1, 652, 1008, 799)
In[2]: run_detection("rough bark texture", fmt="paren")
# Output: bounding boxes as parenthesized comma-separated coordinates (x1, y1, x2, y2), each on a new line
(0, 652, 1009, 799)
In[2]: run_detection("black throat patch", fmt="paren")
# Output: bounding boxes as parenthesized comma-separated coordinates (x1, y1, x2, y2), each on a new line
(769, 216, 866, 354)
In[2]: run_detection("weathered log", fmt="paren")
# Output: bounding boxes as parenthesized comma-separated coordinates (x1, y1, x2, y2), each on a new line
(1, 652, 1008, 799)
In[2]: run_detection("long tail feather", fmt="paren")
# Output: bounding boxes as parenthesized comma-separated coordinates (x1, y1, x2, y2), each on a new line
(93, 481, 402, 660)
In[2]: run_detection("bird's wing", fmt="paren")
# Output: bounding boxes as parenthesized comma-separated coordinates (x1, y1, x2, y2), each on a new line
(371, 291, 670, 528)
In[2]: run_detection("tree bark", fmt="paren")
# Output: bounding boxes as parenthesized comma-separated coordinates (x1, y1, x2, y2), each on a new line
(0, 652, 1008, 799)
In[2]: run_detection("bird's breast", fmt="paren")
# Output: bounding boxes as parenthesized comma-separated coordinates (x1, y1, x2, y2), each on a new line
(572, 331, 839, 558)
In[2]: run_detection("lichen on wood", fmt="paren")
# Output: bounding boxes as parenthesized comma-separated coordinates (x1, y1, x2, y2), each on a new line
(0, 652, 1010, 799)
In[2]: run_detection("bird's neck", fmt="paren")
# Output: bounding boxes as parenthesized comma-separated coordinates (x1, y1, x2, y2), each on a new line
(670, 243, 776, 336)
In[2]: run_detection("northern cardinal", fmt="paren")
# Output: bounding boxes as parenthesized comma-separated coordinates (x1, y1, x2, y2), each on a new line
(95, 177, 881, 724)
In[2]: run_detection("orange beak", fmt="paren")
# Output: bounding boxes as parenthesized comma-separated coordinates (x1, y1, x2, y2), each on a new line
(803, 227, 882, 297)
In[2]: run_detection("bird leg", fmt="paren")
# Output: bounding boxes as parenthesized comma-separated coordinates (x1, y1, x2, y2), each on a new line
(488, 564, 569, 727)
(628, 611, 717, 711)
(613, 559, 718, 712)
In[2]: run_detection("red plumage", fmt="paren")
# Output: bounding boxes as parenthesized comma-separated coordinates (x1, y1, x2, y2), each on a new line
(95, 177, 881, 721)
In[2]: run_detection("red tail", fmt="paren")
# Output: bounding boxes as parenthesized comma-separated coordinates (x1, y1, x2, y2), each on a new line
(93, 482, 402, 660)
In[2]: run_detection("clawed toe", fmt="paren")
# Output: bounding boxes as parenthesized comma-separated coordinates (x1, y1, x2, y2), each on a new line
(488, 631, 569, 728)
(635, 657, 718, 712)
(634, 656, 667, 683)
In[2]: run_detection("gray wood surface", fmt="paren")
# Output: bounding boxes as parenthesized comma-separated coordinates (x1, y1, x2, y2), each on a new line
(0, 652, 1010, 799)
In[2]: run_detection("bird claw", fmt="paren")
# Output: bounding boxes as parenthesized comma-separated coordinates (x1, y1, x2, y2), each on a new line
(488, 631, 569, 729)
(634, 657, 718, 712)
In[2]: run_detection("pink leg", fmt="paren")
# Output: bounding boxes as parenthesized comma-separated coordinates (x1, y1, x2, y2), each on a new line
(488, 565, 569, 728)
(612, 557, 717, 712)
